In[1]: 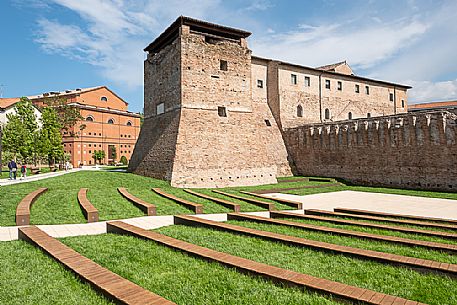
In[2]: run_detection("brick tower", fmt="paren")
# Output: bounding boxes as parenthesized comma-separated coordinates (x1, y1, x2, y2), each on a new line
(129, 16, 291, 187)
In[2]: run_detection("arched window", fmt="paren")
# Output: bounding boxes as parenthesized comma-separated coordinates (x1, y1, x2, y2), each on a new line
(367, 113, 371, 118)
(126, 121, 132, 126)
(297, 105, 303, 117)
(100, 96, 108, 102)
(324, 108, 330, 120)
(107, 118, 114, 124)
(86, 116, 94, 122)
(348, 112, 353, 120)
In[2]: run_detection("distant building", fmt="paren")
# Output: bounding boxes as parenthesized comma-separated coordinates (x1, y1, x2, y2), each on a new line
(408, 100, 457, 112)
(0, 97, 42, 127)
(2, 86, 141, 166)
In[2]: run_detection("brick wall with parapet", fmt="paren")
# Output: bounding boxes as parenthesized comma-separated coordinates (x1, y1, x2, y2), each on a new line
(284, 109, 457, 192)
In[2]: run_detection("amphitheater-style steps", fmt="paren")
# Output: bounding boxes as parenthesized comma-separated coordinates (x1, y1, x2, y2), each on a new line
(228, 212, 457, 253)
(239, 191, 303, 209)
(118, 188, 156, 216)
(77, 188, 99, 223)
(173, 215, 457, 278)
(16, 188, 48, 226)
(212, 190, 275, 211)
(305, 209, 457, 231)
(184, 189, 240, 212)
(18, 226, 175, 305)
(334, 208, 457, 225)
(107, 220, 427, 305)
(152, 188, 203, 214)
(270, 211, 457, 241)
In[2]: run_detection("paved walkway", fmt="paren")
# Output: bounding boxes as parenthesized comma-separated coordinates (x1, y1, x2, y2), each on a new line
(0, 168, 82, 187)
(264, 190, 457, 220)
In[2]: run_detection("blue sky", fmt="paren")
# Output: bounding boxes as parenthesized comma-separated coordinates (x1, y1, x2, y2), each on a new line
(1, 0, 457, 112)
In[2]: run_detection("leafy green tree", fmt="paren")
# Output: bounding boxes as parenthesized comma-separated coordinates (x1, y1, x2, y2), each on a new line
(120, 155, 128, 165)
(38, 107, 64, 166)
(1, 97, 38, 162)
(43, 97, 84, 131)
(92, 150, 105, 165)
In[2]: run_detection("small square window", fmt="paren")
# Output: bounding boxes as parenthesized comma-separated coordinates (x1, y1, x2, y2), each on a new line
(337, 81, 342, 91)
(365, 86, 370, 95)
(218, 106, 227, 117)
(220, 60, 228, 71)
(156, 102, 165, 115)
(265, 119, 271, 126)
(389, 93, 394, 101)
(291, 74, 297, 85)
(304, 76, 310, 87)
(325, 80, 331, 89)
(257, 80, 263, 88)
(355, 84, 360, 93)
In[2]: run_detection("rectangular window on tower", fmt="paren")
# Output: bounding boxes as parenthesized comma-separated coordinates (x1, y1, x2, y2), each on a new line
(389, 93, 394, 101)
(257, 80, 264, 88)
(220, 60, 228, 71)
(291, 74, 297, 85)
(325, 80, 331, 89)
(156, 103, 165, 115)
(337, 81, 342, 91)
(304, 76, 310, 87)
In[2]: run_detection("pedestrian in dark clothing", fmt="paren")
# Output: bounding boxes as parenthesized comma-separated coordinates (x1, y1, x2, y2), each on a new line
(7, 159, 17, 180)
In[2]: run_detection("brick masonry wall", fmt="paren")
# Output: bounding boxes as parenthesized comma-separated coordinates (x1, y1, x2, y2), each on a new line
(284, 109, 457, 192)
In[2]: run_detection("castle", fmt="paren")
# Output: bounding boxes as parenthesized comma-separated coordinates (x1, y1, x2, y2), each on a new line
(129, 16, 457, 191)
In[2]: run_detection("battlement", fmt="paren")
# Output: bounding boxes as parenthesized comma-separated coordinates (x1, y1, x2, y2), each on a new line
(284, 110, 457, 192)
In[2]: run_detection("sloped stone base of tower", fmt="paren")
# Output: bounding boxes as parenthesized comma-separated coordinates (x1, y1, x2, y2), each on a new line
(128, 109, 181, 181)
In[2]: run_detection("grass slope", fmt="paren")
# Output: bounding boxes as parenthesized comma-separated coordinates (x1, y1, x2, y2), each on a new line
(62, 234, 338, 305)
(0, 240, 111, 305)
(157, 224, 457, 305)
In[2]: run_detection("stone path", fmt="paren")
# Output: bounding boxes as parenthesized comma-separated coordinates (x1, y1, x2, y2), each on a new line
(0, 168, 81, 187)
(264, 190, 457, 220)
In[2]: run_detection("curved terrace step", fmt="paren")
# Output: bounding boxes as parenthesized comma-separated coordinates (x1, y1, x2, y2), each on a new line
(212, 190, 275, 211)
(118, 188, 156, 216)
(16, 188, 48, 226)
(18, 226, 175, 305)
(230, 212, 457, 254)
(77, 188, 99, 223)
(107, 220, 427, 305)
(184, 189, 240, 212)
(271, 211, 457, 241)
(305, 209, 457, 231)
(174, 215, 457, 278)
(152, 188, 203, 214)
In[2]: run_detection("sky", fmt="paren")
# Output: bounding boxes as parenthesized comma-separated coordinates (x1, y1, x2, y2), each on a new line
(1, 0, 456, 113)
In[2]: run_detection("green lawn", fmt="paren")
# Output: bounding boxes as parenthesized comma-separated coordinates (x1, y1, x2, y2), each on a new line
(157, 224, 457, 305)
(62, 233, 338, 305)
(0, 240, 111, 305)
(1, 170, 456, 226)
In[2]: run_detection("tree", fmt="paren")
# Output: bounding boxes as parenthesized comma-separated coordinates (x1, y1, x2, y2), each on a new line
(1, 97, 38, 162)
(38, 107, 64, 166)
(43, 97, 84, 131)
(120, 155, 128, 165)
(92, 150, 105, 165)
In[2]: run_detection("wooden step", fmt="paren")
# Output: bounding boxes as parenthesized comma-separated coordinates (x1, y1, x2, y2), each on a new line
(16, 188, 48, 226)
(212, 190, 275, 211)
(184, 189, 240, 212)
(174, 215, 457, 278)
(118, 188, 156, 216)
(239, 191, 302, 209)
(305, 209, 457, 231)
(18, 226, 175, 305)
(107, 220, 427, 305)
(77, 188, 99, 223)
(152, 188, 203, 214)
(270, 210, 457, 241)
(231, 212, 457, 253)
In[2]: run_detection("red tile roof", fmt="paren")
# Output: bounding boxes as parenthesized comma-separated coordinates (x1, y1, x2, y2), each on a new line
(0, 98, 20, 109)
(409, 100, 457, 110)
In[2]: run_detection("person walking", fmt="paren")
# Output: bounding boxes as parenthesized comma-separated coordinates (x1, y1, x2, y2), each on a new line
(20, 163, 27, 180)
(7, 159, 17, 180)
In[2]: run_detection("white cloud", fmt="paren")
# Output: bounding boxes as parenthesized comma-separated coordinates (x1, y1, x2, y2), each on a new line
(250, 19, 429, 70)
(408, 79, 457, 104)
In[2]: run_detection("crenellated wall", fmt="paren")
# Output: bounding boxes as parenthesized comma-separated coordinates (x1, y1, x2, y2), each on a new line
(284, 109, 457, 192)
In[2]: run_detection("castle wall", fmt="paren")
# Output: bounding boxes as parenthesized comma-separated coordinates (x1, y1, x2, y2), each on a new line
(128, 36, 182, 178)
(169, 27, 291, 188)
(284, 110, 457, 192)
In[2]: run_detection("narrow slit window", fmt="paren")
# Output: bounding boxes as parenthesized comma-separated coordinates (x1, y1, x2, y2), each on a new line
(218, 106, 227, 117)
(297, 105, 303, 117)
(365, 85, 370, 95)
(337, 81, 342, 91)
(355, 84, 360, 93)
(220, 60, 228, 71)
(325, 108, 330, 120)
(348, 112, 353, 120)
(264, 119, 271, 126)
(389, 93, 394, 102)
